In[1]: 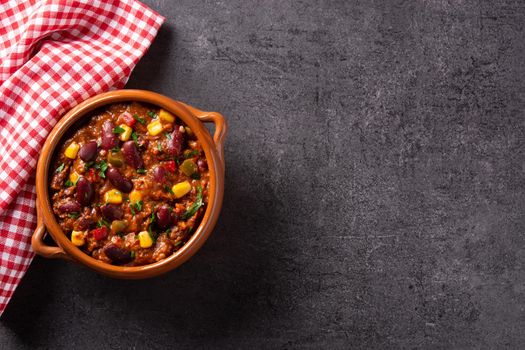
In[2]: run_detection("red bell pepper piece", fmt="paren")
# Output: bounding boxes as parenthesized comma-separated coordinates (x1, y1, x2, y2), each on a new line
(165, 160, 176, 173)
(92, 227, 109, 240)
(86, 168, 99, 182)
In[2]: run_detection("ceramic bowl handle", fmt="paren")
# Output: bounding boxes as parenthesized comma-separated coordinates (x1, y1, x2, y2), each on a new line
(31, 221, 70, 260)
(181, 103, 227, 165)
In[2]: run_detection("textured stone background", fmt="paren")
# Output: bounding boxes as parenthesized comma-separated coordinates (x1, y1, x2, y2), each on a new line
(1, 0, 524, 349)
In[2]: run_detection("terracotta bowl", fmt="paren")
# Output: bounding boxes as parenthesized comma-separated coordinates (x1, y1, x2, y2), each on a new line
(31, 90, 227, 279)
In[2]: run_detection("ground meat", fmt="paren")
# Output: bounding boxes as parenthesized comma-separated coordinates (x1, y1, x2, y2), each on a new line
(50, 162, 70, 190)
(152, 236, 173, 262)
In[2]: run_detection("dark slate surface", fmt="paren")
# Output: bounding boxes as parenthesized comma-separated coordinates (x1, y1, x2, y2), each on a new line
(1, 0, 524, 349)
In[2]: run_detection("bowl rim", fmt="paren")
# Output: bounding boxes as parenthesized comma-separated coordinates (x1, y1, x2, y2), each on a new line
(35, 89, 225, 278)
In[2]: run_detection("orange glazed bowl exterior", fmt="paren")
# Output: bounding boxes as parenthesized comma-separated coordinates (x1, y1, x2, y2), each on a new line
(31, 90, 227, 279)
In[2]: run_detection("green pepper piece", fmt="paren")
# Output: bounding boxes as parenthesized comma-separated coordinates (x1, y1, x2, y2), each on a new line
(180, 159, 197, 177)
(111, 220, 128, 234)
(108, 150, 125, 167)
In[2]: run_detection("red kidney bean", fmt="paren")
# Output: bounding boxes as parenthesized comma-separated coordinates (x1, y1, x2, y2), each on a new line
(101, 120, 117, 150)
(57, 199, 81, 213)
(156, 205, 172, 230)
(100, 204, 123, 221)
(121, 141, 143, 169)
(152, 166, 167, 182)
(78, 141, 98, 162)
(197, 158, 208, 172)
(166, 127, 184, 156)
(119, 111, 135, 127)
(76, 217, 93, 230)
(104, 244, 132, 264)
(76, 177, 94, 206)
(106, 167, 133, 193)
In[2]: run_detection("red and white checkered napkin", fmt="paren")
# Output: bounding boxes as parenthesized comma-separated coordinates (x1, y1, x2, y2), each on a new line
(0, 0, 164, 315)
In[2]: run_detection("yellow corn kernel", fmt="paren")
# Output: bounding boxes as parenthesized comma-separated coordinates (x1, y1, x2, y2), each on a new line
(159, 109, 175, 123)
(71, 230, 85, 246)
(104, 189, 122, 204)
(129, 190, 142, 203)
(64, 142, 80, 159)
(119, 124, 132, 141)
(147, 119, 163, 136)
(69, 171, 80, 184)
(138, 231, 153, 248)
(172, 181, 191, 198)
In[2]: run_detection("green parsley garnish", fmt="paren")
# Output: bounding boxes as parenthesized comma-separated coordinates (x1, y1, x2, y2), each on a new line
(68, 212, 80, 219)
(190, 172, 201, 180)
(182, 186, 203, 220)
(113, 126, 125, 134)
(164, 185, 174, 194)
(184, 150, 200, 159)
(55, 163, 65, 173)
(147, 225, 157, 244)
(147, 111, 157, 118)
(165, 132, 172, 140)
(129, 200, 143, 215)
(84, 161, 95, 171)
(131, 131, 139, 146)
(157, 143, 162, 152)
(97, 218, 110, 228)
(133, 114, 146, 125)
(111, 146, 121, 152)
(137, 168, 147, 174)
(95, 161, 108, 178)
(130, 251, 136, 258)
(64, 177, 80, 187)
(147, 213, 158, 243)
